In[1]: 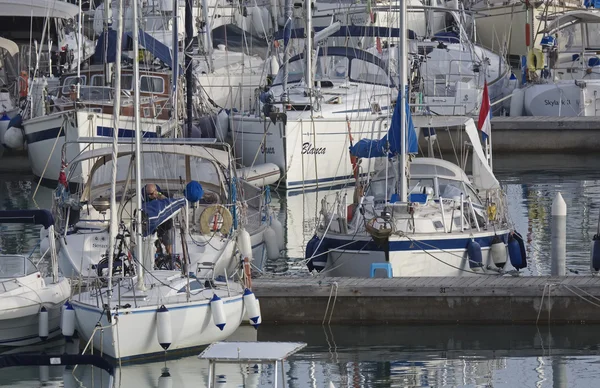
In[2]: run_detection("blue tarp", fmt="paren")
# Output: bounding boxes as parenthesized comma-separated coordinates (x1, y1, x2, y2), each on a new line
(93, 29, 124, 64)
(128, 29, 174, 69)
(0, 210, 54, 229)
(94, 29, 180, 73)
(349, 88, 417, 158)
(141, 197, 186, 237)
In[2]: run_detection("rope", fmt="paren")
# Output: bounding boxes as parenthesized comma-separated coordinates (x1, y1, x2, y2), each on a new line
(536, 283, 548, 325)
(322, 281, 338, 326)
(32, 121, 65, 203)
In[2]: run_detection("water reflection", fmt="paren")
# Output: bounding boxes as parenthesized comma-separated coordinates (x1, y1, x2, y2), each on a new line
(1, 325, 598, 387)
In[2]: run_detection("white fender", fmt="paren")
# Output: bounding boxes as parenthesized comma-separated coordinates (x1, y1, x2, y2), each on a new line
(158, 368, 173, 388)
(39, 365, 49, 383)
(38, 306, 49, 340)
(269, 55, 280, 77)
(61, 301, 75, 338)
(215, 109, 229, 142)
(0, 113, 10, 145)
(263, 226, 279, 261)
(491, 240, 508, 268)
(238, 228, 253, 260)
(243, 288, 261, 328)
(156, 305, 172, 350)
(509, 88, 524, 117)
(210, 294, 227, 331)
(4, 126, 24, 149)
(270, 213, 284, 251)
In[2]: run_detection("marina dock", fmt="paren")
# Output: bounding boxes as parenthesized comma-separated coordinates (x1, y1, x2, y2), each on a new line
(491, 116, 600, 152)
(252, 275, 600, 325)
(417, 116, 600, 153)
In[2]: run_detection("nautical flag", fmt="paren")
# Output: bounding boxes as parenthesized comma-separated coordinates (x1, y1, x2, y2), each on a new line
(477, 81, 491, 141)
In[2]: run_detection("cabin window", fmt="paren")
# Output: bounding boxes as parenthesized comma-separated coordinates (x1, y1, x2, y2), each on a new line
(177, 281, 204, 293)
(61, 75, 86, 95)
(140, 76, 164, 94)
(350, 58, 390, 86)
(273, 59, 305, 85)
(120, 75, 134, 90)
(410, 164, 456, 178)
(437, 178, 464, 199)
(91, 75, 105, 86)
(315, 56, 349, 80)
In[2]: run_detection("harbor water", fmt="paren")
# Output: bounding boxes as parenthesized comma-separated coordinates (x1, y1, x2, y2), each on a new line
(1, 152, 600, 387)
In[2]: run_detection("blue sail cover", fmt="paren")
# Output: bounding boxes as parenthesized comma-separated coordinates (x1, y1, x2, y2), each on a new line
(350, 89, 418, 158)
(93, 30, 124, 64)
(95, 29, 179, 73)
(130, 29, 173, 68)
(0, 210, 54, 228)
(141, 198, 186, 237)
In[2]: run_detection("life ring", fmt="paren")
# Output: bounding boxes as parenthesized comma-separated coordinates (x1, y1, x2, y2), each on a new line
(527, 48, 544, 71)
(199, 204, 233, 235)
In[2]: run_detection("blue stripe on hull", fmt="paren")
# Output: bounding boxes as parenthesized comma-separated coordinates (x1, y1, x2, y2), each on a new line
(25, 127, 64, 144)
(96, 127, 158, 138)
(321, 232, 510, 252)
(25, 126, 157, 144)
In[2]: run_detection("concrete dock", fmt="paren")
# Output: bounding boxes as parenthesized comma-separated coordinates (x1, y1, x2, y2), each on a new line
(491, 116, 600, 152)
(417, 116, 600, 153)
(252, 275, 600, 325)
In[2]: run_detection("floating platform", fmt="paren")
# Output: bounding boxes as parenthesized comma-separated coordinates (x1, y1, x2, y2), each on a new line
(491, 116, 600, 152)
(252, 275, 600, 325)
(414, 116, 600, 153)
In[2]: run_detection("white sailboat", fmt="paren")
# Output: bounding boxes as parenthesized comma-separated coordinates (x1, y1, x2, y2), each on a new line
(512, 10, 600, 117)
(307, 1, 526, 277)
(0, 210, 70, 346)
(63, 0, 258, 360)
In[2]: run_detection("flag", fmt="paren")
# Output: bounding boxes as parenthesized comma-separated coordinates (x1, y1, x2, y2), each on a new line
(477, 81, 491, 141)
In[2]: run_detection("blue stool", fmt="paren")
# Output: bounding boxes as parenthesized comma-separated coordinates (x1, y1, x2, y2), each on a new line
(370, 262, 393, 278)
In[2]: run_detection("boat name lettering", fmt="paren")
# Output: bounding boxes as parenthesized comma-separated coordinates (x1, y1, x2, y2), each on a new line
(260, 144, 275, 154)
(92, 243, 109, 249)
(544, 99, 576, 106)
(302, 142, 326, 155)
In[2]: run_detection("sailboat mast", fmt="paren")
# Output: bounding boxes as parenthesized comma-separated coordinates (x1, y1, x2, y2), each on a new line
(107, 0, 124, 297)
(132, 0, 145, 290)
(202, 0, 213, 72)
(282, 0, 292, 102)
(171, 0, 178, 136)
(185, 0, 193, 137)
(77, 0, 83, 99)
(103, 0, 113, 85)
(399, 0, 408, 202)
(305, 0, 312, 99)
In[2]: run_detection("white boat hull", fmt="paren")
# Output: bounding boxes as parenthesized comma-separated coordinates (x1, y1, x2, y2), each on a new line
(0, 277, 70, 346)
(232, 115, 384, 191)
(319, 230, 512, 277)
(71, 295, 245, 359)
(22, 110, 173, 184)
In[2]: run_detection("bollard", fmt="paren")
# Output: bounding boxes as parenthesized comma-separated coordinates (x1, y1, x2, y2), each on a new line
(551, 192, 567, 276)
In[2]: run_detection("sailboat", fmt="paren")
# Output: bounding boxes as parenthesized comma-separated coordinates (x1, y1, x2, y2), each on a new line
(0, 210, 70, 346)
(306, 1, 527, 277)
(62, 0, 255, 360)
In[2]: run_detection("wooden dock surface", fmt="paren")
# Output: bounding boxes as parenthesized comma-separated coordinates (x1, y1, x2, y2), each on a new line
(252, 275, 600, 325)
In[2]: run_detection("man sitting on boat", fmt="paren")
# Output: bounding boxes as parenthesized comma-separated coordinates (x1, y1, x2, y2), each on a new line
(144, 183, 174, 258)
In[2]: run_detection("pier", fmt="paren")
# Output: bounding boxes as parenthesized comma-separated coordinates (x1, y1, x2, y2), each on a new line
(415, 116, 600, 153)
(252, 275, 600, 325)
(491, 116, 600, 152)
